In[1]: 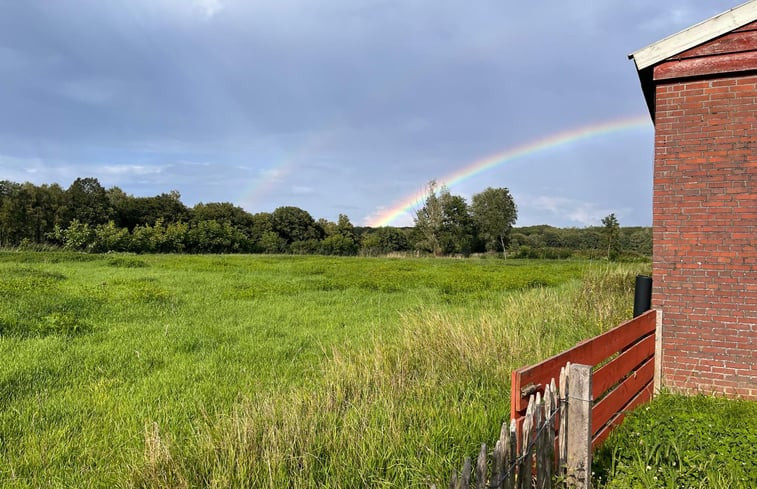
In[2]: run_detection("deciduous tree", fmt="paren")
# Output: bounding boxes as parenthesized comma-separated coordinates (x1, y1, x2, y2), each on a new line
(413, 181, 446, 256)
(271, 206, 322, 245)
(601, 213, 620, 260)
(470, 187, 517, 253)
(414, 181, 476, 256)
(65, 177, 111, 227)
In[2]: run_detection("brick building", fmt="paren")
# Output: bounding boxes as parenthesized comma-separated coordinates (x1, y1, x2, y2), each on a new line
(629, 2, 756, 399)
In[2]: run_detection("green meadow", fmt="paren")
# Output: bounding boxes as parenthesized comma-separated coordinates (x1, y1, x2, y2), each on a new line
(1, 252, 645, 488)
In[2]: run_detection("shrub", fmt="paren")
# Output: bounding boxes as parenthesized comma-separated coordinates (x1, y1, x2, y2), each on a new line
(186, 220, 249, 253)
(160, 220, 189, 253)
(91, 221, 131, 252)
(320, 234, 358, 256)
(289, 239, 321, 255)
(49, 220, 96, 251)
(361, 227, 411, 256)
(130, 223, 159, 253)
(258, 231, 286, 254)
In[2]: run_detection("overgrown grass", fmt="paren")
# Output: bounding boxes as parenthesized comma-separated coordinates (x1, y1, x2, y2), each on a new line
(0, 252, 645, 488)
(595, 393, 757, 489)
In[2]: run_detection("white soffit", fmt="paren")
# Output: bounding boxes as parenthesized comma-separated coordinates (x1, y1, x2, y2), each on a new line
(629, 0, 757, 70)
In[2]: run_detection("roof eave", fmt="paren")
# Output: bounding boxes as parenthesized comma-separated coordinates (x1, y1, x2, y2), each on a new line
(628, 1, 757, 70)
(628, 1, 757, 120)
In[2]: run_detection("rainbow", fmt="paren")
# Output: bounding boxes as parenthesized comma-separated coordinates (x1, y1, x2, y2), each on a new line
(240, 130, 332, 210)
(367, 115, 652, 227)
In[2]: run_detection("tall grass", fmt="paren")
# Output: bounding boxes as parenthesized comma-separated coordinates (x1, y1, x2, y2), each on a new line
(131, 263, 645, 488)
(0, 253, 647, 487)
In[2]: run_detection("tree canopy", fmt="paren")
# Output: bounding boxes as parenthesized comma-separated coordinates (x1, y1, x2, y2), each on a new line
(601, 213, 621, 260)
(471, 187, 517, 253)
(0, 177, 650, 259)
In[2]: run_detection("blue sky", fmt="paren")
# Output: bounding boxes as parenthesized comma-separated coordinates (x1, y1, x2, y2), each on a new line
(0, 0, 741, 227)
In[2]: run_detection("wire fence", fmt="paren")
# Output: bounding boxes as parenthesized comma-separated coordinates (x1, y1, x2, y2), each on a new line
(433, 363, 593, 489)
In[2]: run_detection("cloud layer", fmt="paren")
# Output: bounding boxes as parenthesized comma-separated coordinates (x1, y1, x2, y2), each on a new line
(0, 1, 737, 226)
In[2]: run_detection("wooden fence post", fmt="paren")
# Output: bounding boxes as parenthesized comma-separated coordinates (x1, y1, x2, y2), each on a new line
(566, 364, 592, 489)
(654, 308, 663, 394)
(558, 363, 569, 474)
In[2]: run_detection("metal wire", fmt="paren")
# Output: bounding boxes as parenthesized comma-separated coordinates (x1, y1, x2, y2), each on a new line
(484, 399, 563, 489)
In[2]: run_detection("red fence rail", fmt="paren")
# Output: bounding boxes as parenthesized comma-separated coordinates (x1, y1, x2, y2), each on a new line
(511, 309, 657, 448)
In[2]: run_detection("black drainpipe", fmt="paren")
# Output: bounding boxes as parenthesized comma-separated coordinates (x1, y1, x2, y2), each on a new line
(633, 275, 653, 317)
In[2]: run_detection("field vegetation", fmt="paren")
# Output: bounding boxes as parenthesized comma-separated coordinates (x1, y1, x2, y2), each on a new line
(1, 252, 644, 488)
(596, 393, 756, 489)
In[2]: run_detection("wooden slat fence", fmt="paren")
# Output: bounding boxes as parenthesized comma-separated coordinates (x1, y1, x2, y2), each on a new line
(436, 310, 657, 488)
(434, 364, 593, 489)
(511, 309, 656, 447)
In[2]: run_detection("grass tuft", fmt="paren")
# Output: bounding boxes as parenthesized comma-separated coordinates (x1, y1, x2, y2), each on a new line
(107, 255, 150, 268)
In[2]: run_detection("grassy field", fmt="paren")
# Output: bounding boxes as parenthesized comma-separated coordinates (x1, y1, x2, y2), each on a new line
(0, 252, 645, 488)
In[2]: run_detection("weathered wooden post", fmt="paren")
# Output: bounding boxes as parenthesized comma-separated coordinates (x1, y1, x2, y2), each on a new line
(558, 364, 569, 473)
(475, 444, 487, 489)
(461, 457, 472, 489)
(566, 363, 592, 489)
(517, 396, 534, 489)
(507, 419, 517, 489)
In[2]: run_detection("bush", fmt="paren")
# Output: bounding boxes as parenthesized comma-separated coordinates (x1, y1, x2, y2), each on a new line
(50, 220, 96, 251)
(258, 231, 286, 254)
(130, 223, 159, 253)
(186, 220, 249, 253)
(289, 239, 321, 255)
(91, 221, 131, 252)
(360, 227, 411, 256)
(320, 234, 358, 256)
(511, 246, 574, 260)
(160, 221, 189, 253)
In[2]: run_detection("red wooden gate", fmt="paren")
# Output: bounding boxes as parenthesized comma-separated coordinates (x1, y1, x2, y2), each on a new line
(511, 309, 656, 447)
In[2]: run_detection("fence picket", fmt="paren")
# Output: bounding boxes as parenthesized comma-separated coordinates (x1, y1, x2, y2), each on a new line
(534, 391, 547, 489)
(536, 383, 554, 489)
(518, 396, 534, 489)
(461, 457, 472, 489)
(493, 423, 508, 489)
(507, 420, 517, 489)
(475, 444, 487, 489)
(449, 471, 458, 489)
(546, 380, 557, 480)
(438, 365, 597, 489)
(558, 364, 569, 474)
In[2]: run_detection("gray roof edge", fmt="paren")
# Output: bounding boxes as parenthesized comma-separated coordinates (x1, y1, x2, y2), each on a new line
(629, 1, 757, 70)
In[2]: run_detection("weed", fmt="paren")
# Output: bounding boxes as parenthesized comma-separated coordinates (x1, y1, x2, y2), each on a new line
(594, 392, 757, 489)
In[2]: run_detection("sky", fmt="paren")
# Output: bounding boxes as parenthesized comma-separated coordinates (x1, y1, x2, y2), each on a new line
(0, 0, 743, 227)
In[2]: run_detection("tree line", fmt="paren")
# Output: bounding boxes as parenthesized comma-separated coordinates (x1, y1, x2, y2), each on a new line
(0, 178, 650, 258)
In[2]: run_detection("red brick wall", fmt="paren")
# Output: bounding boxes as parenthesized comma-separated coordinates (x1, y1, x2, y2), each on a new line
(653, 74, 757, 399)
